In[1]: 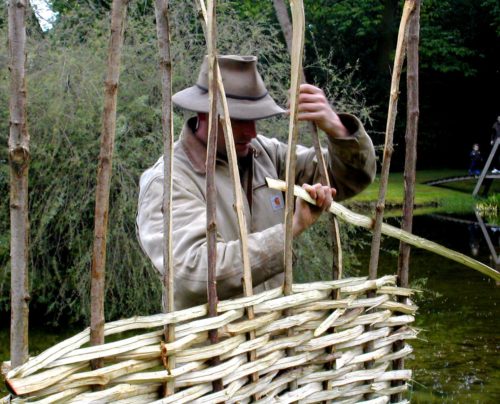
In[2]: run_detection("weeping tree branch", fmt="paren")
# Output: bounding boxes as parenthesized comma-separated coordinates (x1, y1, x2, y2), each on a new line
(90, 0, 129, 370)
(8, 0, 30, 369)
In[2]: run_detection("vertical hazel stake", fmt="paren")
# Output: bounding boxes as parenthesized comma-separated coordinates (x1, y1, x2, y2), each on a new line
(364, 0, 414, 384)
(393, 1, 420, 402)
(194, 0, 259, 389)
(367, 0, 415, 281)
(272, 0, 342, 285)
(8, 0, 30, 369)
(154, 0, 175, 397)
(206, 0, 224, 393)
(90, 0, 129, 370)
(283, 0, 305, 393)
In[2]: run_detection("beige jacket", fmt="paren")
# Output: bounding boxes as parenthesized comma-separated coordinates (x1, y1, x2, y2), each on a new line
(137, 114, 376, 309)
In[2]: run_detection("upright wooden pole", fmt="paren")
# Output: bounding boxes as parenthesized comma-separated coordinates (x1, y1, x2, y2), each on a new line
(393, 1, 420, 401)
(272, 0, 342, 284)
(154, 0, 175, 397)
(367, 0, 415, 281)
(8, 0, 30, 369)
(90, 0, 129, 370)
(205, 0, 224, 393)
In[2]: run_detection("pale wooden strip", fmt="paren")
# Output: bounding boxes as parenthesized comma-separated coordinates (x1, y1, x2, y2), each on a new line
(336, 348, 363, 369)
(47, 330, 163, 367)
(379, 301, 418, 314)
(226, 370, 278, 403)
(373, 315, 415, 328)
(335, 327, 391, 350)
(372, 385, 408, 396)
(314, 306, 350, 338)
(273, 381, 323, 403)
(328, 307, 364, 328)
(291, 278, 367, 292)
(225, 312, 279, 335)
(349, 346, 392, 365)
(253, 290, 330, 313)
(224, 351, 283, 385)
(67, 384, 159, 403)
(256, 332, 312, 358)
(376, 286, 418, 297)
(372, 327, 418, 349)
(336, 310, 392, 330)
(220, 335, 270, 361)
(114, 333, 208, 361)
(28, 387, 87, 403)
(217, 288, 283, 312)
(340, 276, 397, 294)
(176, 309, 243, 337)
(7, 329, 91, 379)
(300, 383, 371, 403)
(33, 360, 160, 397)
(176, 355, 246, 387)
(7, 362, 88, 396)
(375, 370, 412, 382)
(374, 345, 413, 363)
(115, 360, 204, 384)
(328, 364, 388, 388)
(356, 397, 389, 404)
(193, 378, 247, 403)
(114, 392, 160, 403)
(256, 311, 325, 336)
(175, 335, 246, 363)
(150, 384, 212, 404)
(298, 364, 357, 385)
(298, 325, 364, 352)
(264, 351, 323, 374)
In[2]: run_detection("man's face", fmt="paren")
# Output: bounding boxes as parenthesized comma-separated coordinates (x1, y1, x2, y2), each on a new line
(196, 114, 257, 158)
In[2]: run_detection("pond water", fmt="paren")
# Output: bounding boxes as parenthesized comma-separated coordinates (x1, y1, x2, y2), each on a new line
(1, 215, 499, 402)
(354, 214, 500, 403)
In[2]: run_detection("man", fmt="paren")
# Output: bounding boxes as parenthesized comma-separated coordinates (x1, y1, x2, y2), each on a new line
(137, 55, 376, 309)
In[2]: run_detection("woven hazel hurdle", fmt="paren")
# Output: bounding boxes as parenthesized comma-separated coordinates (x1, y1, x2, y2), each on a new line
(5, 275, 418, 403)
(3, 0, 451, 402)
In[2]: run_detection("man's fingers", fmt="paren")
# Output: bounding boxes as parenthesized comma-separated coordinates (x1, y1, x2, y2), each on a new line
(302, 183, 336, 209)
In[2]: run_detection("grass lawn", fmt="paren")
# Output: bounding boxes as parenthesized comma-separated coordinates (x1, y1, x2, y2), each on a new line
(347, 169, 498, 215)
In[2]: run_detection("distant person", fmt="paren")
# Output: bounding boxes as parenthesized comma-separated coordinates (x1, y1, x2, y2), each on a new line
(490, 116, 500, 173)
(468, 143, 482, 176)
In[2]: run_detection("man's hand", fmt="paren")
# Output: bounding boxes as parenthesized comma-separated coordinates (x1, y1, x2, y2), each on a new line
(292, 183, 336, 237)
(293, 83, 350, 139)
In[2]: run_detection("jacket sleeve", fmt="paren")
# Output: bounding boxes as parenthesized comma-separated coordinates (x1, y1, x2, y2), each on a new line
(137, 174, 285, 309)
(274, 113, 376, 201)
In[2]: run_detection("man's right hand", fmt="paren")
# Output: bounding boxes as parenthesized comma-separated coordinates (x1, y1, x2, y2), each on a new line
(292, 183, 336, 237)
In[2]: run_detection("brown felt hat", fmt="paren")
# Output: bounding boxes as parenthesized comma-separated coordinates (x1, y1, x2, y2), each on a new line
(172, 55, 285, 121)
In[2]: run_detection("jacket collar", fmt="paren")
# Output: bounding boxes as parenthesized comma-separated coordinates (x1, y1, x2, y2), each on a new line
(180, 117, 258, 174)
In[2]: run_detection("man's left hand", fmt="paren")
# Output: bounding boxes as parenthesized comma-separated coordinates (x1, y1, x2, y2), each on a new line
(294, 84, 350, 139)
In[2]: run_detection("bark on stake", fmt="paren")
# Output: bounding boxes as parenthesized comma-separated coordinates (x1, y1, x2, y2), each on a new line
(90, 0, 129, 371)
(393, 1, 420, 401)
(195, 0, 260, 390)
(154, 0, 175, 396)
(206, 0, 224, 393)
(8, 0, 30, 369)
(283, 0, 305, 394)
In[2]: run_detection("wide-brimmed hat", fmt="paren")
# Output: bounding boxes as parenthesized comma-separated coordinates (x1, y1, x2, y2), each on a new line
(172, 55, 285, 121)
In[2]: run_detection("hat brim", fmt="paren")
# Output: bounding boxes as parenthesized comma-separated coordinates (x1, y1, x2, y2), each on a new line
(172, 86, 285, 121)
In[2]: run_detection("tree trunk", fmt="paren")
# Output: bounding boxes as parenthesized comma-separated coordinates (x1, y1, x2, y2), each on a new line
(8, 0, 30, 369)
(90, 0, 129, 370)
(272, 0, 293, 54)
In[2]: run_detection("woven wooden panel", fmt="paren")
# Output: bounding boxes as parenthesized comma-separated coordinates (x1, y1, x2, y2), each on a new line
(3, 275, 417, 403)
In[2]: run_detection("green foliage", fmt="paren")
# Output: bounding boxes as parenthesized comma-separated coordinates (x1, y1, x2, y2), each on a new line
(1, 0, 371, 324)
